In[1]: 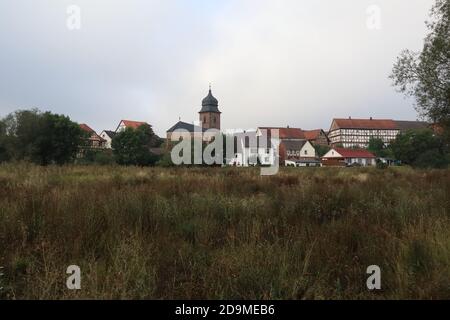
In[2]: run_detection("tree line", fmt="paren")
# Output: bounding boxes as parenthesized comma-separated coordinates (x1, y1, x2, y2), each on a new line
(0, 109, 163, 166)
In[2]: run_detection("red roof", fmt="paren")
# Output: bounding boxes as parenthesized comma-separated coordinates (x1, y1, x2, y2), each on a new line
(332, 118, 397, 130)
(304, 129, 322, 140)
(333, 148, 375, 158)
(258, 127, 305, 139)
(120, 120, 148, 129)
(79, 123, 95, 133)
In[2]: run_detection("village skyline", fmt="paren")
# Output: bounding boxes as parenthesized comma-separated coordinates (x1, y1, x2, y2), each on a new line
(0, 0, 436, 136)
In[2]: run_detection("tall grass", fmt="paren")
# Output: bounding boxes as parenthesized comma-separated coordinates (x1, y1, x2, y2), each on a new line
(0, 164, 449, 299)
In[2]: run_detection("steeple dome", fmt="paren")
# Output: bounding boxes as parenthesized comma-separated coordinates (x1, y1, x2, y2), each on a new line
(199, 87, 221, 113)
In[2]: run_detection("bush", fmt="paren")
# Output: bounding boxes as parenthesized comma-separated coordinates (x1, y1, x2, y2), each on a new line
(376, 160, 389, 169)
(391, 129, 449, 169)
(112, 125, 161, 166)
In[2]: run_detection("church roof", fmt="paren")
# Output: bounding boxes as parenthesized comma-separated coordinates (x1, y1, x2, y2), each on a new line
(167, 121, 206, 133)
(199, 88, 221, 113)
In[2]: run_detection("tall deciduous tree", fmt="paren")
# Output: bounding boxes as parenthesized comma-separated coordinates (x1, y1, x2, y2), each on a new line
(0, 109, 84, 165)
(112, 124, 162, 166)
(390, 129, 448, 168)
(390, 0, 449, 129)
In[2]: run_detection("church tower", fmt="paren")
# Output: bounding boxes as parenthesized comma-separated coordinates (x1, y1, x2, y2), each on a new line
(199, 86, 221, 130)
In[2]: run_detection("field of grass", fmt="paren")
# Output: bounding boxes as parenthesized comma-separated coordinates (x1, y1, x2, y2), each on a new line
(0, 163, 449, 299)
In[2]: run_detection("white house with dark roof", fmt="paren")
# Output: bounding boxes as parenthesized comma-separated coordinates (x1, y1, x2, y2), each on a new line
(99, 130, 116, 149)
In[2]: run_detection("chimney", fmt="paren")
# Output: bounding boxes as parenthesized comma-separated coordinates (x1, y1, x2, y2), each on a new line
(287, 125, 290, 128)
(370, 117, 373, 120)
(349, 116, 351, 119)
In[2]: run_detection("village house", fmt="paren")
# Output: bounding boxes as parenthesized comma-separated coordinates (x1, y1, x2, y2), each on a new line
(231, 127, 321, 167)
(79, 124, 106, 149)
(99, 130, 116, 149)
(328, 117, 429, 148)
(281, 140, 321, 167)
(115, 120, 150, 132)
(303, 129, 330, 146)
(321, 147, 376, 167)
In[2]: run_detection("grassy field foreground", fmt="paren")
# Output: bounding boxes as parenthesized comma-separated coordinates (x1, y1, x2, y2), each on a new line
(0, 164, 449, 299)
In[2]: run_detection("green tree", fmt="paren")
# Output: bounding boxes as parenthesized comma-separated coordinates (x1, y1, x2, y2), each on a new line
(390, 129, 448, 168)
(390, 0, 449, 130)
(0, 109, 84, 165)
(367, 138, 393, 158)
(314, 144, 331, 157)
(112, 124, 161, 166)
(0, 120, 11, 162)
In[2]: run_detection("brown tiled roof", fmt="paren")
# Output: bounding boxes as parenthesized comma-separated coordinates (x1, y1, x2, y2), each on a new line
(121, 120, 149, 129)
(281, 139, 307, 151)
(331, 148, 375, 158)
(332, 118, 397, 130)
(395, 120, 429, 131)
(304, 129, 322, 140)
(79, 123, 95, 134)
(80, 124, 105, 142)
(258, 127, 305, 139)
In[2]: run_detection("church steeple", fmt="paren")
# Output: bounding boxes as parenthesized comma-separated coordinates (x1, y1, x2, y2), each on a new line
(199, 86, 221, 130)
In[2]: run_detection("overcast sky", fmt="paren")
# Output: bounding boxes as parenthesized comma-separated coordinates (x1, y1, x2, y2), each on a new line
(0, 0, 435, 135)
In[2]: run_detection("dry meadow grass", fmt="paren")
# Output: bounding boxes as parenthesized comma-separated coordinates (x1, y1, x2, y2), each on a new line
(0, 164, 449, 299)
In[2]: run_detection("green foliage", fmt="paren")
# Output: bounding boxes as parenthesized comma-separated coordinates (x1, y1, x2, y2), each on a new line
(368, 138, 385, 156)
(390, 129, 449, 168)
(77, 149, 116, 165)
(156, 151, 174, 167)
(390, 0, 450, 129)
(367, 138, 394, 158)
(314, 144, 331, 157)
(0, 109, 83, 165)
(376, 160, 389, 170)
(0, 121, 10, 163)
(112, 125, 161, 166)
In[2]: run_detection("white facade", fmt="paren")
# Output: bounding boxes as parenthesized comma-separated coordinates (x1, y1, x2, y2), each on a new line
(285, 140, 316, 159)
(322, 149, 376, 166)
(328, 128, 399, 148)
(228, 130, 278, 167)
(116, 121, 127, 133)
(99, 131, 114, 149)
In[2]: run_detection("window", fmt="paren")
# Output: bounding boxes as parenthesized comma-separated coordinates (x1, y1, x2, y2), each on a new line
(213, 117, 216, 124)
(304, 150, 308, 155)
(203, 117, 206, 124)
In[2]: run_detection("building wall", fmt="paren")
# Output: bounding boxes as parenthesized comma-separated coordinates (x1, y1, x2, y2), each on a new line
(312, 131, 329, 146)
(328, 128, 400, 148)
(116, 122, 127, 133)
(199, 112, 221, 130)
(345, 157, 376, 166)
(281, 141, 317, 163)
(100, 133, 113, 149)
